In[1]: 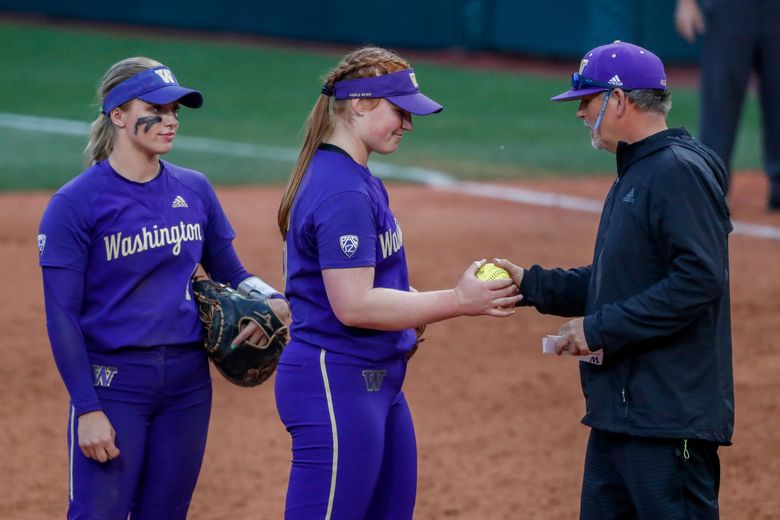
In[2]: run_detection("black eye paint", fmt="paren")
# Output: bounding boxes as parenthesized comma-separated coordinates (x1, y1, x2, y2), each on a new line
(134, 116, 162, 135)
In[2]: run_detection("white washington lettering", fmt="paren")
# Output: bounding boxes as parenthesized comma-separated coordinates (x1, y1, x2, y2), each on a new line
(379, 219, 403, 259)
(104, 221, 203, 261)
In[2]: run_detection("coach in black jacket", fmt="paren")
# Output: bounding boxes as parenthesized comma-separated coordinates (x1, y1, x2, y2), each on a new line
(498, 41, 733, 519)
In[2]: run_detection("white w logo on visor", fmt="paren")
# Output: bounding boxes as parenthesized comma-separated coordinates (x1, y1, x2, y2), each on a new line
(154, 69, 176, 84)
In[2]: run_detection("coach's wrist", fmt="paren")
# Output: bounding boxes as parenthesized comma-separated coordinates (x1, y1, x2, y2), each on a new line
(583, 313, 605, 351)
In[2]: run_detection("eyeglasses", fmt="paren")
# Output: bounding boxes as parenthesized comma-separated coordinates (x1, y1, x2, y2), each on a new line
(571, 72, 628, 91)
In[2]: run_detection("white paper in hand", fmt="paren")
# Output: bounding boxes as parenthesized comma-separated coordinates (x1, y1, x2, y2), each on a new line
(542, 335, 562, 354)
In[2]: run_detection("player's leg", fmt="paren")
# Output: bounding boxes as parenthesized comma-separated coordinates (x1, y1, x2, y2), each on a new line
(579, 429, 636, 520)
(275, 344, 402, 519)
(698, 3, 757, 189)
(324, 354, 409, 519)
(364, 390, 417, 520)
(276, 345, 337, 518)
(755, 2, 780, 208)
(129, 346, 212, 520)
(67, 352, 156, 520)
(620, 436, 720, 519)
(67, 403, 150, 520)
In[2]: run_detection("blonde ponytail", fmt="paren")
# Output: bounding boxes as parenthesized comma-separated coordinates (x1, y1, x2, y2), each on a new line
(84, 56, 164, 165)
(84, 115, 115, 165)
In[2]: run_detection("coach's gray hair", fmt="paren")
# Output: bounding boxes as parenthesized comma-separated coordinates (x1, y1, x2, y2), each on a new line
(626, 89, 672, 116)
(85, 57, 164, 165)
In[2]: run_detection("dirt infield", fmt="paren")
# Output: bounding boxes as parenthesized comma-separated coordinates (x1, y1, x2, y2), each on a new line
(2, 172, 779, 519)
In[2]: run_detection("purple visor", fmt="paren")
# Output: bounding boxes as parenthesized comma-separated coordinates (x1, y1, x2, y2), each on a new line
(332, 69, 443, 115)
(102, 66, 203, 114)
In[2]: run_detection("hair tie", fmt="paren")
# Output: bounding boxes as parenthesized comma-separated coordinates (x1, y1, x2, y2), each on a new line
(321, 83, 334, 97)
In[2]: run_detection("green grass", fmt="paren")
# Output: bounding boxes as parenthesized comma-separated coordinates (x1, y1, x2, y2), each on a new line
(0, 20, 764, 190)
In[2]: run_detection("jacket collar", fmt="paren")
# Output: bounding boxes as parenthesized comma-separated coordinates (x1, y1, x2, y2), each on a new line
(615, 127, 689, 177)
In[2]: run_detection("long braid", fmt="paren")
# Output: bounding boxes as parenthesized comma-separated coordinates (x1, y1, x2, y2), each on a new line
(277, 47, 409, 236)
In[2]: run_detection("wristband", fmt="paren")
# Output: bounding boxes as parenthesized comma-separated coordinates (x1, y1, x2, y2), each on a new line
(238, 276, 279, 300)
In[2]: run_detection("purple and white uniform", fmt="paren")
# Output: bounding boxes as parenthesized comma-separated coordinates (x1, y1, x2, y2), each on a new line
(276, 144, 418, 519)
(39, 159, 249, 519)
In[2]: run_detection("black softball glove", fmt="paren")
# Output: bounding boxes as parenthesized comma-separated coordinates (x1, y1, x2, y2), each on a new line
(192, 278, 289, 387)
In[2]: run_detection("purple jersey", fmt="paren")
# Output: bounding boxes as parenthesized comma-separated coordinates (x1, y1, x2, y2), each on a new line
(284, 145, 416, 361)
(38, 159, 235, 352)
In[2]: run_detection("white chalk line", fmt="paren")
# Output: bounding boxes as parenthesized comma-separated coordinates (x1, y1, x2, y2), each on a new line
(2, 112, 779, 241)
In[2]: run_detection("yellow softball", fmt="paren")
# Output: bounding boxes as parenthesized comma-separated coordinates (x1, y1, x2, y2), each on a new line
(475, 262, 511, 281)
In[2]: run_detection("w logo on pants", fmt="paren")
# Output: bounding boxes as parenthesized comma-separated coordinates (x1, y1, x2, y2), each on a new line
(362, 370, 387, 392)
(92, 365, 118, 387)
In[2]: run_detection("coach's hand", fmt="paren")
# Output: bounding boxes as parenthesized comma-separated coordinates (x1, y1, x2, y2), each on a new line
(78, 410, 120, 463)
(493, 258, 524, 288)
(556, 317, 591, 356)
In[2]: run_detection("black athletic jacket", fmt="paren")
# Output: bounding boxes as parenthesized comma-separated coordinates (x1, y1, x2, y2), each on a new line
(520, 128, 734, 445)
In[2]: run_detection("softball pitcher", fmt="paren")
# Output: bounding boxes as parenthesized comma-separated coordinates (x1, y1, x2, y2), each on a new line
(38, 57, 288, 520)
(275, 47, 520, 519)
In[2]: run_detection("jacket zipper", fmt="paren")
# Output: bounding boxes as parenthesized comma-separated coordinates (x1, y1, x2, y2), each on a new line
(621, 388, 628, 418)
(621, 356, 635, 420)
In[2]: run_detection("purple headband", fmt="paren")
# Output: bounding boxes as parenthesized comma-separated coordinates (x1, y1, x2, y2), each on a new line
(102, 66, 203, 114)
(326, 68, 443, 116)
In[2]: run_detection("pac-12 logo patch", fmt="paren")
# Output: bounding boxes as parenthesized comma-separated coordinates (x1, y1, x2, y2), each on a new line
(37, 234, 46, 255)
(339, 235, 359, 258)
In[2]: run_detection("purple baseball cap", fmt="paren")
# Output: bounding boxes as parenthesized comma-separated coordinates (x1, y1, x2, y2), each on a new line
(102, 66, 203, 114)
(331, 68, 443, 115)
(551, 41, 668, 102)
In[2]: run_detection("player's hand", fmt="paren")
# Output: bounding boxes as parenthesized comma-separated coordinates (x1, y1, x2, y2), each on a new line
(232, 298, 290, 347)
(555, 317, 591, 356)
(233, 320, 265, 346)
(269, 298, 291, 325)
(675, 0, 705, 43)
(78, 410, 120, 463)
(493, 258, 524, 287)
(454, 260, 521, 317)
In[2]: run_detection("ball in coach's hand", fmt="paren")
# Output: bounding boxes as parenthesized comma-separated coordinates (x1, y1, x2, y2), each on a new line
(475, 262, 511, 281)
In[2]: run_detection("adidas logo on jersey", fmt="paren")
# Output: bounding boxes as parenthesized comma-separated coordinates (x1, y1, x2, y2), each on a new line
(608, 75, 623, 86)
(172, 195, 188, 208)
